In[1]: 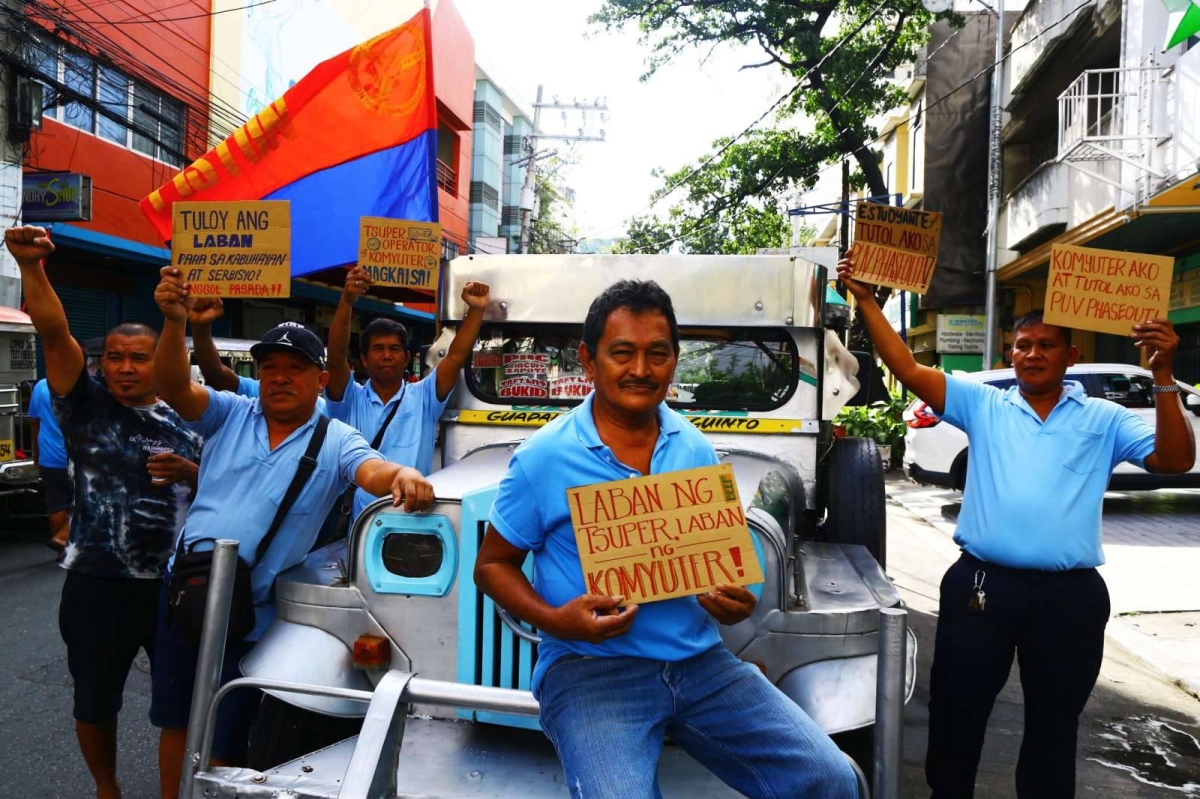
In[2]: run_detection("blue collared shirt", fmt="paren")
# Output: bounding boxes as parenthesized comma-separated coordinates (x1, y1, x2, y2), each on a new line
(489, 393, 722, 695)
(178, 388, 381, 638)
(28, 378, 68, 468)
(325, 375, 449, 518)
(944, 377, 1156, 571)
(236, 375, 328, 415)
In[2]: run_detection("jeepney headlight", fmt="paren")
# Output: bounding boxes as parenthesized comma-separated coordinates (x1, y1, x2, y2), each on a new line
(0, 462, 38, 484)
(363, 513, 458, 597)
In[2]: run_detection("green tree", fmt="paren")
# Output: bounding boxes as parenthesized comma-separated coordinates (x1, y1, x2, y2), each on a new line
(593, 0, 958, 348)
(527, 156, 581, 254)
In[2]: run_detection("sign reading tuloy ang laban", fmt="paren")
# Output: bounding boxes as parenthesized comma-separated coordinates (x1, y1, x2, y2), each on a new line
(848, 202, 943, 294)
(568, 463, 764, 604)
(1045, 244, 1174, 336)
(171, 201, 291, 298)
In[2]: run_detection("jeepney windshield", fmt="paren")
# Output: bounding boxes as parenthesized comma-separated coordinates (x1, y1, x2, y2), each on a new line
(467, 325, 797, 411)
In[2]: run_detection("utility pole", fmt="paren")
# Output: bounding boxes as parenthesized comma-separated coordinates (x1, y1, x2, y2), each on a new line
(839, 158, 850, 260)
(517, 85, 608, 254)
(0, 0, 26, 307)
(981, 0, 1006, 369)
(517, 86, 543, 255)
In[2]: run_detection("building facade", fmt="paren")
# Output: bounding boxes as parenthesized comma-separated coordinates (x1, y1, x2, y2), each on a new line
(800, 7, 1011, 372)
(11, 0, 213, 346)
(996, 0, 1200, 380)
(468, 61, 533, 255)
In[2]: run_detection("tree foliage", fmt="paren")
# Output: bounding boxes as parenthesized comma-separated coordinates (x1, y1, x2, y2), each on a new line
(593, 0, 960, 346)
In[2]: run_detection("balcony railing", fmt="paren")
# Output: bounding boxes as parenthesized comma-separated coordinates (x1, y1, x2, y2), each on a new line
(436, 159, 458, 196)
(1056, 66, 1166, 196)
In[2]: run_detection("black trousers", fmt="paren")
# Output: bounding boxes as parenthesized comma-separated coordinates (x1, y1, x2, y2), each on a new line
(926, 552, 1110, 799)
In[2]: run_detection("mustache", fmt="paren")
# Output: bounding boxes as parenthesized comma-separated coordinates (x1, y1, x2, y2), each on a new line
(619, 378, 659, 390)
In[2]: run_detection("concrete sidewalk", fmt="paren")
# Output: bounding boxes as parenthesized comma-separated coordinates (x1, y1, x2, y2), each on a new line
(885, 474, 1200, 701)
(885, 497, 1200, 796)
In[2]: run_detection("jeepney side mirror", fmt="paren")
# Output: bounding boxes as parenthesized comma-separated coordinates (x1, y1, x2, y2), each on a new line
(844, 351, 888, 407)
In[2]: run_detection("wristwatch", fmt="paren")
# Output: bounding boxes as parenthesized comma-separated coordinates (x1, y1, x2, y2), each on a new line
(1152, 383, 1182, 394)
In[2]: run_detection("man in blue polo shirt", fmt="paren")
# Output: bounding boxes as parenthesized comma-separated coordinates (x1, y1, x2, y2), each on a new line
(151, 266, 436, 799)
(325, 267, 490, 519)
(474, 279, 857, 799)
(186, 298, 328, 415)
(838, 257, 1194, 798)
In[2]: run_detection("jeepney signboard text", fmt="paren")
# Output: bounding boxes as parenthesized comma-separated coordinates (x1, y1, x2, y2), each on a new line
(849, 203, 942, 294)
(568, 463, 764, 604)
(1046, 244, 1174, 336)
(171, 201, 291, 298)
(358, 217, 441, 292)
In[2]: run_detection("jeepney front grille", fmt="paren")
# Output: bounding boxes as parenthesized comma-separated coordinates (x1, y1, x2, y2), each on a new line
(456, 518, 540, 729)
(471, 522, 538, 689)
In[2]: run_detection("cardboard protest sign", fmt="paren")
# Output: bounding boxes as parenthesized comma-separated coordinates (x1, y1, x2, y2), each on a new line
(568, 463, 764, 604)
(849, 203, 943, 294)
(1045, 244, 1175, 336)
(171, 201, 291, 298)
(358, 217, 441, 292)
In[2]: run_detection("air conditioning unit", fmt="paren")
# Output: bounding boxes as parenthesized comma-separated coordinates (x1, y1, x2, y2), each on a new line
(7, 77, 44, 144)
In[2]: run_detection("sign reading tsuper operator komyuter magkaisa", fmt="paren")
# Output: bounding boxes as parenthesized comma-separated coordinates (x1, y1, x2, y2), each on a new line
(358, 217, 441, 292)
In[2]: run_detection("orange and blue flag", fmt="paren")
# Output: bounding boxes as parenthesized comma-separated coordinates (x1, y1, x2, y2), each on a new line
(140, 8, 437, 278)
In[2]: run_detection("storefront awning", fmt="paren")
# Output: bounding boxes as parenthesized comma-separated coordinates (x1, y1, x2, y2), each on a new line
(46, 223, 170, 266)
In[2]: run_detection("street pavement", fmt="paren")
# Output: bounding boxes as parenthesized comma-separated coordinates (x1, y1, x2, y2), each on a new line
(3, 494, 1199, 798)
(886, 475, 1200, 701)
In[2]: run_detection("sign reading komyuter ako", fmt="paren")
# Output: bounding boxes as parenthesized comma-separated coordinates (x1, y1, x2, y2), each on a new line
(171, 200, 291, 298)
(1045, 244, 1175, 336)
(848, 202, 943, 294)
(568, 463, 764, 603)
(358, 216, 441, 292)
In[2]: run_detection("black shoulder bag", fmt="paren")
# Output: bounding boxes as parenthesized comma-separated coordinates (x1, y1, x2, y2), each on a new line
(168, 415, 330, 648)
(329, 384, 406, 540)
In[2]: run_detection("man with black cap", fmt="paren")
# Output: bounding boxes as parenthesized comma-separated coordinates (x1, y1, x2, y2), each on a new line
(150, 266, 437, 798)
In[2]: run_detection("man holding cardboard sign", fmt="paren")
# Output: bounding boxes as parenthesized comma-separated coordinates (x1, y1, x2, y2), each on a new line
(838, 254, 1194, 799)
(475, 280, 857, 799)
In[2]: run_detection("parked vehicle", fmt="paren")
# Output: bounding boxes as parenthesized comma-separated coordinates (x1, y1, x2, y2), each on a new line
(903, 363, 1200, 491)
(82, 335, 259, 385)
(188, 254, 915, 798)
(0, 308, 40, 505)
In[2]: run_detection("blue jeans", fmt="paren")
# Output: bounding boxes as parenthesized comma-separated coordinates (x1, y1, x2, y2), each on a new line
(538, 645, 859, 799)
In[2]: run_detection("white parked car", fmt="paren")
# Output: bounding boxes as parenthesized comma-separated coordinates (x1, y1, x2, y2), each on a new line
(903, 363, 1200, 491)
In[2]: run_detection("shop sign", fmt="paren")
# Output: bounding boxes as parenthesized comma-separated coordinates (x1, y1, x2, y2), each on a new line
(23, 174, 92, 222)
(936, 315, 986, 354)
(1170, 269, 1200, 312)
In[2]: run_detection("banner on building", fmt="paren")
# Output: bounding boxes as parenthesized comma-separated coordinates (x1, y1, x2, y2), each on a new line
(848, 203, 942, 294)
(171, 201, 291, 298)
(1045, 244, 1174, 336)
(358, 217, 441, 293)
(568, 463, 764, 604)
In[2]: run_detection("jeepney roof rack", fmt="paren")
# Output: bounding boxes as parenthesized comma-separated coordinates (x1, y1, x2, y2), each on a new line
(440, 254, 828, 330)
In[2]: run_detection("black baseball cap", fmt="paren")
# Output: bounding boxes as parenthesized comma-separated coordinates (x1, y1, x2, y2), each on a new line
(250, 322, 326, 368)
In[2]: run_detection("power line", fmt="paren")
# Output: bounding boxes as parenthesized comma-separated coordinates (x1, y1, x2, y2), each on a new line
(581, 0, 893, 239)
(804, 0, 1095, 190)
(69, 0, 277, 25)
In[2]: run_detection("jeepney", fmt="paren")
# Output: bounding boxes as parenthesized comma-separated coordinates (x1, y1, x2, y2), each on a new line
(186, 254, 915, 799)
(83, 334, 259, 385)
(0, 308, 39, 504)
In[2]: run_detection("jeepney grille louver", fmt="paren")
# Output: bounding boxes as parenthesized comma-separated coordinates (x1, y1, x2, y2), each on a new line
(471, 522, 538, 691)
